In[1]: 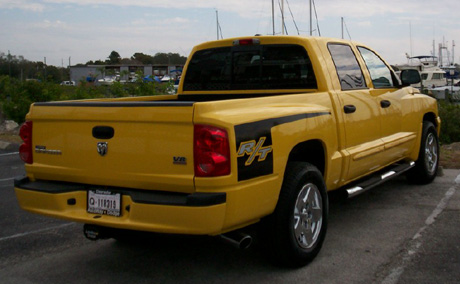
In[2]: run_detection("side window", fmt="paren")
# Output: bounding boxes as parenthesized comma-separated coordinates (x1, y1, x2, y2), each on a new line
(328, 44, 366, 90)
(432, 73, 444, 80)
(358, 47, 394, 88)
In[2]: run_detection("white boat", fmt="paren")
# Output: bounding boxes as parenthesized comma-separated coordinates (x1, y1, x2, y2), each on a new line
(430, 85, 460, 101)
(419, 70, 447, 88)
(395, 56, 450, 90)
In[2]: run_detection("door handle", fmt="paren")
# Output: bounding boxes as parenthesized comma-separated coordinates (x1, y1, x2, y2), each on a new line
(380, 100, 391, 108)
(344, 105, 356, 114)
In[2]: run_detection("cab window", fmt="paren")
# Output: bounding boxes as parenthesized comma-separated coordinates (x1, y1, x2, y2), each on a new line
(358, 47, 394, 88)
(183, 44, 317, 91)
(328, 44, 366, 90)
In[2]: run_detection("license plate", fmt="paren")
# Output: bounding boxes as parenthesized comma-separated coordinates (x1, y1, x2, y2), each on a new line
(87, 189, 121, 217)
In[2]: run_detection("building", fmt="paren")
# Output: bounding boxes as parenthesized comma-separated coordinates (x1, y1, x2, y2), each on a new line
(70, 64, 184, 84)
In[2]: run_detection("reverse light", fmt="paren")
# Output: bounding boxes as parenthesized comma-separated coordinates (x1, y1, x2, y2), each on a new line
(194, 124, 230, 177)
(19, 121, 33, 164)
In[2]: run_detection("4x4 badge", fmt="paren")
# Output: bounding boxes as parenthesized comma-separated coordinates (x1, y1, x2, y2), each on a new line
(97, 142, 108, 156)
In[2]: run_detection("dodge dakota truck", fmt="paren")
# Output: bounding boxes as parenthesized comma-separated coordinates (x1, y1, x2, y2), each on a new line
(15, 36, 440, 267)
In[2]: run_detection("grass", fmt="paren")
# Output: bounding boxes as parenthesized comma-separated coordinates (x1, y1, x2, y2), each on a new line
(440, 143, 460, 169)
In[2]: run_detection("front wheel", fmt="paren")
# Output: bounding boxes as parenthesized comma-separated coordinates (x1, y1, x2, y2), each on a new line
(263, 162, 328, 267)
(407, 121, 439, 184)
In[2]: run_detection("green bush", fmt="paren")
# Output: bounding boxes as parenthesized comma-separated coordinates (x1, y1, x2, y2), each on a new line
(0, 75, 172, 124)
(438, 101, 460, 144)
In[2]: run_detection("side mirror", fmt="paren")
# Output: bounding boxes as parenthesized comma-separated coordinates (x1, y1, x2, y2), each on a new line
(400, 69, 421, 86)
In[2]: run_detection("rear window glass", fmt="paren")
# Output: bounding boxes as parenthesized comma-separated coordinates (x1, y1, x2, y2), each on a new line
(328, 44, 366, 90)
(183, 44, 317, 91)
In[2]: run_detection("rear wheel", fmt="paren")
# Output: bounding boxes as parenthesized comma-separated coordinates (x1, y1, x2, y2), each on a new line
(407, 121, 439, 184)
(263, 162, 328, 267)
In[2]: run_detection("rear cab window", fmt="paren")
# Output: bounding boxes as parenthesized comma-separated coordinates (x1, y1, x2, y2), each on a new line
(183, 44, 317, 91)
(328, 43, 367, 90)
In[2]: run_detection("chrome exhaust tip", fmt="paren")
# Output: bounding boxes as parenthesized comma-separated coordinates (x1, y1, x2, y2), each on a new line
(83, 224, 109, 241)
(219, 231, 253, 250)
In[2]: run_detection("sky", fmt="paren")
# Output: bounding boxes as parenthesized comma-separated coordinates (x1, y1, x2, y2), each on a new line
(0, 0, 459, 67)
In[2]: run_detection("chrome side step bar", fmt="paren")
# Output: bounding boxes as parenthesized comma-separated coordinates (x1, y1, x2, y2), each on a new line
(345, 161, 415, 198)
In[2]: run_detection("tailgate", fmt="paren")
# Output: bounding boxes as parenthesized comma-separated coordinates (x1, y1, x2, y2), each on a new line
(26, 101, 196, 193)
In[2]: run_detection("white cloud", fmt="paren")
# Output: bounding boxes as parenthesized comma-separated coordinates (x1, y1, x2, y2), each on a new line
(2, 0, 458, 66)
(34, 19, 67, 29)
(356, 21, 372, 28)
(170, 17, 190, 24)
(4, 0, 460, 20)
(0, 0, 44, 12)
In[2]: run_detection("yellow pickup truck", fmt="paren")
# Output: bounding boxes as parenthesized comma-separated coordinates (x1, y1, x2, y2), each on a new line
(15, 36, 440, 267)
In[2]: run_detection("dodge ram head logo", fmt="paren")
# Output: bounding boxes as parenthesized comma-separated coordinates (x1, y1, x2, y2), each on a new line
(97, 142, 108, 156)
(237, 137, 273, 166)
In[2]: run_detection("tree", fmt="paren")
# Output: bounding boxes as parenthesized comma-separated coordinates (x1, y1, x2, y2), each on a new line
(85, 60, 106, 65)
(131, 52, 155, 65)
(131, 52, 187, 65)
(0, 51, 67, 82)
(107, 51, 121, 64)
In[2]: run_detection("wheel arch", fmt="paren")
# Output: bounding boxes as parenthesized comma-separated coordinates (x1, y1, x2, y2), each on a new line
(286, 139, 326, 177)
(423, 112, 438, 128)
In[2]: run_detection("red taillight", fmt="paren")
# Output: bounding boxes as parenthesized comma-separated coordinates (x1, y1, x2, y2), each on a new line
(233, 38, 260, 46)
(194, 124, 230, 177)
(19, 121, 33, 164)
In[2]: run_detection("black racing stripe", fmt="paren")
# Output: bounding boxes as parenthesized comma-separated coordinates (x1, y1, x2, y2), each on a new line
(235, 112, 331, 181)
(33, 101, 195, 107)
(177, 93, 307, 101)
(247, 112, 331, 129)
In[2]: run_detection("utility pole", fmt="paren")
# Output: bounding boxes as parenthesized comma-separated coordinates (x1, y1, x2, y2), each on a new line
(8, 50, 11, 77)
(44, 57, 47, 81)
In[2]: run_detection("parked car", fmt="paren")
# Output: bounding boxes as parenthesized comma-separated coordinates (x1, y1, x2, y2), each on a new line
(60, 81, 76, 86)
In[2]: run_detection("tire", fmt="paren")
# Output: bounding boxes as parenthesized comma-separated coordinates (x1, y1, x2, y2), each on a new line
(407, 121, 439, 184)
(263, 162, 328, 267)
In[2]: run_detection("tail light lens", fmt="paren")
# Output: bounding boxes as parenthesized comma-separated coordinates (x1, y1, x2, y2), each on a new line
(19, 121, 33, 164)
(233, 38, 260, 46)
(194, 124, 230, 177)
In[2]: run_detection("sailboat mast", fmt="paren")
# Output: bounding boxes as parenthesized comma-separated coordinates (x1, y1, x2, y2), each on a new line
(281, 0, 285, 35)
(272, 0, 275, 35)
(216, 10, 219, 40)
(341, 17, 344, 39)
(309, 0, 312, 36)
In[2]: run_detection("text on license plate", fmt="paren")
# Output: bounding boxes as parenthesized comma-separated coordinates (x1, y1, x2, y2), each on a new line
(87, 189, 121, 217)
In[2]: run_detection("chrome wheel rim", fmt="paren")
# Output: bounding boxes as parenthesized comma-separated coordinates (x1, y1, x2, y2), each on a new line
(424, 132, 438, 176)
(293, 183, 323, 249)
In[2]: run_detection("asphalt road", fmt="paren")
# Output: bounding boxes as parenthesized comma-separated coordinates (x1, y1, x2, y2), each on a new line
(0, 148, 459, 284)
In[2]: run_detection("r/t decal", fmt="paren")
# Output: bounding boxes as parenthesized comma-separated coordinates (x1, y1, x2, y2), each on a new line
(237, 137, 273, 166)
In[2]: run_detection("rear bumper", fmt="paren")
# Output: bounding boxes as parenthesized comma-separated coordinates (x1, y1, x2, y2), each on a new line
(14, 177, 227, 235)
